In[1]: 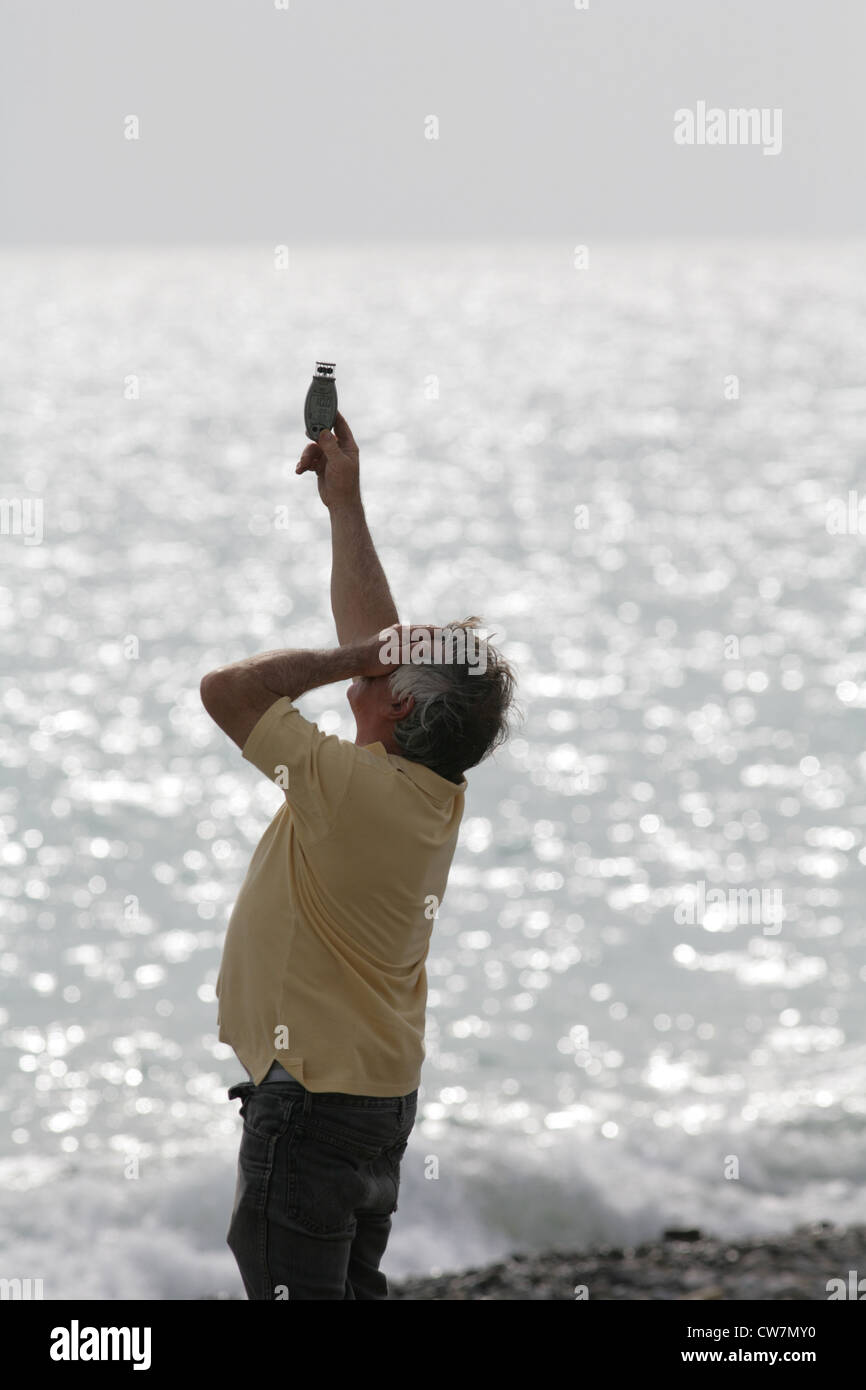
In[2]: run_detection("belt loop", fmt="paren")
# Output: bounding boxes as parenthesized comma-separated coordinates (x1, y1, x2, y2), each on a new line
(302, 1086, 313, 1116)
(398, 1095, 405, 1124)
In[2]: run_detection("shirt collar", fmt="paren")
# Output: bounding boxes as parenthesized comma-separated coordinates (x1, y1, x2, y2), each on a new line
(362, 743, 466, 801)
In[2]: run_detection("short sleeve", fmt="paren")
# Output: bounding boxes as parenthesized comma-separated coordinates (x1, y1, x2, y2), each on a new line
(241, 696, 355, 836)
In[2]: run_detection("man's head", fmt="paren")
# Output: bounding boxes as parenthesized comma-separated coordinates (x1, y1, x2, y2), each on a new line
(347, 617, 516, 783)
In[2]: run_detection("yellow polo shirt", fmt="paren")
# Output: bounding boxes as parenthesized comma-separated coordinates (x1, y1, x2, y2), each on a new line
(215, 696, 466, 1094)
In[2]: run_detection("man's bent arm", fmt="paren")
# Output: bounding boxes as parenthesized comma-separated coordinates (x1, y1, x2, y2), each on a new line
(329, 499, 399, 646)
(200, 637, 393, 751)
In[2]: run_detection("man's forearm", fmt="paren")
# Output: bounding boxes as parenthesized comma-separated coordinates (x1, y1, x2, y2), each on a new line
(238, 644, 367, 702)
(329, 500, 399, 645)
(200, 640, 378, 749)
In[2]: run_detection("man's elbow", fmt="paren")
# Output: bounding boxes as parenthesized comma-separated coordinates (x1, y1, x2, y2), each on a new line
(200, 667, 236, 721)
(199, 664, 278, 749)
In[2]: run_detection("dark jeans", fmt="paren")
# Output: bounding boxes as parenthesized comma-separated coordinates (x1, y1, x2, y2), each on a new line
(226, 1069, 417, 1300)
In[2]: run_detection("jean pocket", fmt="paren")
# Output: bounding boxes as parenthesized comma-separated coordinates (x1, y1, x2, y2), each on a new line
(285, 1123, 368, 1235)
(284, 1111, 409, 1234)
(236, 1087, 297, 1143)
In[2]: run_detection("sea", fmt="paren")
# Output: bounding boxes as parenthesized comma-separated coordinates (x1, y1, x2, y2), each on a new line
(1, 239, 865, 1298)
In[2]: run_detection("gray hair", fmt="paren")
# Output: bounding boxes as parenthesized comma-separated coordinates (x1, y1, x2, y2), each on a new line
(388, 617, 517, 782)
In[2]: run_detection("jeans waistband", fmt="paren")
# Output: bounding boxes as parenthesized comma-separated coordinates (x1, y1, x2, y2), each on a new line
(233, 1060, 418, 1122)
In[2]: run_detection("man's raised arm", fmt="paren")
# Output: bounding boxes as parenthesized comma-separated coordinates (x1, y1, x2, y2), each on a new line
(296, 411, 399, 645)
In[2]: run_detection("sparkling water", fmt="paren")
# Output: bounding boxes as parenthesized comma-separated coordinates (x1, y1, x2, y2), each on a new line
(1, 241, 865, 1298)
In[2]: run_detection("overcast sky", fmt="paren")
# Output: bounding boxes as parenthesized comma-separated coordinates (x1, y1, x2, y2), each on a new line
(1, 0, 862, 243)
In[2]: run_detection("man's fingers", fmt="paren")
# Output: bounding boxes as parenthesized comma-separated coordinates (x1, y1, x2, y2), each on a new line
(333, 411, 357, 451)
(296, 442, 324, 475)
(315, 427, 342, 458)
(311, 412, 356, 463)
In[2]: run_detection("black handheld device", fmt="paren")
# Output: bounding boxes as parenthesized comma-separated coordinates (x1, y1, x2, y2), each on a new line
(304, 362, 338, 441)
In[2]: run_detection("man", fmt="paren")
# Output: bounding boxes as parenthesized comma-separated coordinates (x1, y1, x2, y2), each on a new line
(200, 411, 515, 1300)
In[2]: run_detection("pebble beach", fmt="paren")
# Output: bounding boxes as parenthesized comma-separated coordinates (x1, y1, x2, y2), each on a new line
(387, 1222, 866, 1301)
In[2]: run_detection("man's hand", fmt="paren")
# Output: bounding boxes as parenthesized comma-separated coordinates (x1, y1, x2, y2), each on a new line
(353, 627, 405, 678)
(359, 624, 451, 676)
(295, 410, 360, 510)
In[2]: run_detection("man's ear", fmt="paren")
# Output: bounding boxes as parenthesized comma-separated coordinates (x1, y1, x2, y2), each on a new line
(388, 692, 415, 722)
